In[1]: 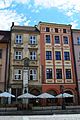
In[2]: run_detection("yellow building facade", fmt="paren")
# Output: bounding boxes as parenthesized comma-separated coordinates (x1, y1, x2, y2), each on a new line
(9, 23, 41, 103)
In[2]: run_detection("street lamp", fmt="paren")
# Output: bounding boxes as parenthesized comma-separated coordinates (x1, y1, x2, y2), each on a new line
(60, 85, 66, 110)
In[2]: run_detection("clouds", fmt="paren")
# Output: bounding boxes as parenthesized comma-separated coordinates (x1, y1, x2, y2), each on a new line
(0, 10, 30, 30)
(33, 0, 80, 28)
(34, 0, 80, 13)
(0, 0, 80, 30)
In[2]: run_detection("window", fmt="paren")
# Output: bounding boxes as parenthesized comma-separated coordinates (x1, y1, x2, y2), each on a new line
(79, 52, 80, 59)
(30, 69, 37, 80)
(77, 37, 80, 44)
(66, 69, 71, 79)
(14, 69, 22, 80)
(55, 51, 61, 60)
(63, 29, 66, 33)
(45, 35, 50, 43)
(46, 27, 50, 32)
(0, 49, 2, 59)
(30, 51, 36, 60)
(64, 52, 70, 60)
(56, 69, 62, 79)
(46, 68, 52, 79)
(55, 28, 58, 33)
(14, 51, 22, 60)
(30, 36, 36, 44)
(16, 35, 22, 44)
(46, 51, 52, 60)
(63, 36, 68, 44)
(55, 36, 60, 44)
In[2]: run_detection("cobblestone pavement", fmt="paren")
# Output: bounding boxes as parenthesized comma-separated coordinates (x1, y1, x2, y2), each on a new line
(0, 114, 80, 120)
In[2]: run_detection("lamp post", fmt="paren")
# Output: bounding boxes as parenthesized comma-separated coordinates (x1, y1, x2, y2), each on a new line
(60, 85, 66, 110)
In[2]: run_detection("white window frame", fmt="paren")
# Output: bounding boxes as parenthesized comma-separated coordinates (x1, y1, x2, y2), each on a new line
(30, 51, 36, 60)
(16, 35, 22, 44)
(29, 69, 37, 80)
(63, 36, 68, 44)
(30, 36, 36, 44)
(54, 36, 60, 44)
(77, 37, 80, 45)
(14, 51, 22, 60)
(14, 69, 22, 80)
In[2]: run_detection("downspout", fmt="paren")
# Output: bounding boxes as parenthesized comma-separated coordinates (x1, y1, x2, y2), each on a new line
(4, 43, 8, 91)
(7, 34, 11, 91)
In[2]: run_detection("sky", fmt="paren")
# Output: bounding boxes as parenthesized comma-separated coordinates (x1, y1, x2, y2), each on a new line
(0, 0, 80, 30)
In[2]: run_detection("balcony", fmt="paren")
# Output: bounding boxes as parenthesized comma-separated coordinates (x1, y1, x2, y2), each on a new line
(12, 60, 23, 66)
(29, 60, 38, 66)
(28, 44, 38, 49)
(13, 44, 24, 49)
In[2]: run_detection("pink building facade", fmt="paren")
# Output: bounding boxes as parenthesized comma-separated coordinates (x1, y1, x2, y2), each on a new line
(72, 29, 80, 103)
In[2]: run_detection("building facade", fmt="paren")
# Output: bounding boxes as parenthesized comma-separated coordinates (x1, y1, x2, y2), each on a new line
(10, 23, 41, 103)
(72, 29, 80, 102)
(0, 31, 10, 92)
(38, 22, 78, 105)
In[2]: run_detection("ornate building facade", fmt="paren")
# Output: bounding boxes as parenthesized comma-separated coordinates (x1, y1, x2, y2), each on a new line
(38, 22, 78, 105)
(9, 23, 41, 103)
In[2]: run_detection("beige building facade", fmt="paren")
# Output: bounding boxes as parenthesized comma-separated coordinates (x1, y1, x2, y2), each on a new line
(10, 23, 41, 103)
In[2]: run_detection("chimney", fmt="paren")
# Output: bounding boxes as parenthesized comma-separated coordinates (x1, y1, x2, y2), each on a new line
(12, 22, 14, 27)
(10, 22, 14, 30)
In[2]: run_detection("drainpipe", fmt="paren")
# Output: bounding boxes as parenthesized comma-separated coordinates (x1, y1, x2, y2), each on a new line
(4, 43, 8, 91)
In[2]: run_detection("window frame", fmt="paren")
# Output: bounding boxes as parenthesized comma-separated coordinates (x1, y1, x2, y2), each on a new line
(46, 51, 52, 60)
(29, 35, 37, 45)
(45, 35, 51, 43)
(30, 51, 36, 60)
(64, 51, 70, 60)
(16, 35, 22, 44)
(0, 49, 2, 59)
(63, 29, 66, 33)
(54, 36, 60, 44)
(66, 69, 72, 79)
(14, 50, 22, 60)
(46, 68, 52, 79)
(77, 37, 80, 45)
(56, 69, 62, 79)
(14, 69, 22, 80)
(29, 69, 37, 80)
(55, 51, 61, 60)
(55, 28, 58, 33)
(63, 36, 68, 44)
(46, 27, 50, 32)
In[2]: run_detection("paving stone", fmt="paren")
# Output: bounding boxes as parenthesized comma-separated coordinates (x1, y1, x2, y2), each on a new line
(0, 114, 80, 120)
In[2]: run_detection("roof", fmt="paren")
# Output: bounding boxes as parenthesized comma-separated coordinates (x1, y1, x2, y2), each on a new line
(11, 25, 40, 33)
(72, 29, 80, 32)
(0, 31, 11, 43)
(38, 21, 72, 27)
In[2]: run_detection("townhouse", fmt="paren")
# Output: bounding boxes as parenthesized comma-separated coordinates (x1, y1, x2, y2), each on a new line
(38, 22, 78, 105)
(9, 23, 41, 104)
(72, 29, 80, 103)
